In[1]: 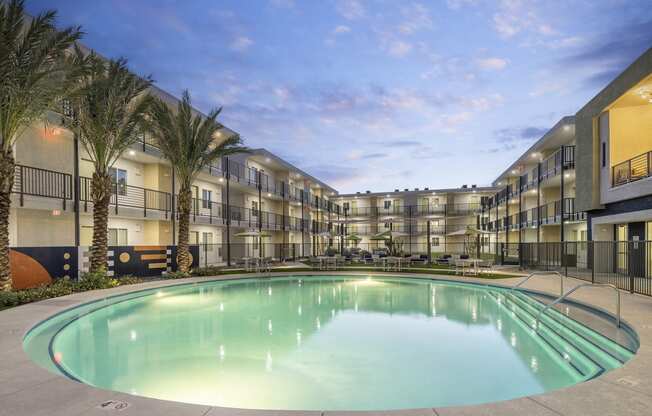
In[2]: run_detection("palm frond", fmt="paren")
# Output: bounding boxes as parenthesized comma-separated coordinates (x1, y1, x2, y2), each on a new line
(146, 90, 249, 187)
(67, 54, 153, 173)
(0, 0, 83, 152)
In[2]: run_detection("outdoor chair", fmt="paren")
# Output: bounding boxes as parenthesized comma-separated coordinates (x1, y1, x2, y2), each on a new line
(307, 257, 320, 270)
(435, 254, 452, 266)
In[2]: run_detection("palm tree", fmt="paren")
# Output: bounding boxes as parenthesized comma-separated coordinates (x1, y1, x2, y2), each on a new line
(0, 0, 83, 290)
(146, 91, 247, 273)
(66, 53, 152, 273)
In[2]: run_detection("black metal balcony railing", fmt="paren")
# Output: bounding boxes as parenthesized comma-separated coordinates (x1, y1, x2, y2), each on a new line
(612, 151, 652, 187)
(540, 145, 575, 181)
(79, 177, 172, 217)
(13, 164, 73, 209)
(481, 198, 585, 233)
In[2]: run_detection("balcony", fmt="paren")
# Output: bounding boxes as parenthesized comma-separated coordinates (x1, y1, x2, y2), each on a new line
(13, 164, 73, 209)
(612, 150, 652, 187)
(79, 177, 172, 218)
(539, 146, 575, 182)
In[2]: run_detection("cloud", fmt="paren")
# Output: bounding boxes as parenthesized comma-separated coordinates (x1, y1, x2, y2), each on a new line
(230, 36, 253, 51)
(494, 125, 548, 143)
(561, 18, 652, 88)
(492, 0, 555, 39)
(269, 0, 295, 8)
(360, 152, 389, 160)
(336, 0, 365, 20)
(446, 0, 478, 10)
(398, 3, 433, 34)
(333, 25, 351, 34)
(387, 40, 413, 57)
(476, 57, 508, 70)
(383, 140, 422, 147)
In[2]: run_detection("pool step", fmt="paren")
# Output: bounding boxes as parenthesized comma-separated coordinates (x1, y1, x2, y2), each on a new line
(501, 292, 624, 373)
(489, 291, 602, 379)
(509, 292, 635, 364)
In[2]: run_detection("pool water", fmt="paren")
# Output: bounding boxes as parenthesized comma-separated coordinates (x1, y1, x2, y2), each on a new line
(24, 276, 635, 411)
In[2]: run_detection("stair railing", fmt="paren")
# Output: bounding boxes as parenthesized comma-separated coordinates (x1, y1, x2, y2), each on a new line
(536, 283, 621, 330)
(510, 270, 565, 297)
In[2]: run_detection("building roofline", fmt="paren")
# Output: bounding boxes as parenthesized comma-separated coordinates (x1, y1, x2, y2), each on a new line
(336, 186, 497, 199)
(492, 116, 575, 185)
(250, 149, 339, 195)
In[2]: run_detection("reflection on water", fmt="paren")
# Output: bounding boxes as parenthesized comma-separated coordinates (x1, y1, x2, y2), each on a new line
(46, 277, 584, 410)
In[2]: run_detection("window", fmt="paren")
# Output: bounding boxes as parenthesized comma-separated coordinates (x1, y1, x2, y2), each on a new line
(343, 202, 350, 211)
(108, 228, 128, 246)
(602, 142, 606, 167)
(251, 200, 259, 217)
(202, 232, 213, 251)
(189, 231, 199, 245)
(384, 200, 391, 209)
(431, 237, 440, 246)
(192, 185, 199, 211)
(202, 189, 212, 209)
(109, 168, 127, 196)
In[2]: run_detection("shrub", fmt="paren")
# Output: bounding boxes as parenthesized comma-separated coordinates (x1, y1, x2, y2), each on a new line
(117, 275, 143, 286)
(0, 291, 19, 308)
(191, 266, 223, 277)
(0, 271, 160, 311)
(76, 271, 120, 291)
(164, 271, 190, 279)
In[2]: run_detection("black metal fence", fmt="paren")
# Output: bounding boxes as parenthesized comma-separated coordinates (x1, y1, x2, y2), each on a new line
(496, 241, 652, 296)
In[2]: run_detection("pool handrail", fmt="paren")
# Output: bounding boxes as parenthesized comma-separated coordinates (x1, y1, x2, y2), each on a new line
(510, 270, 565, 297)
(535, 283, 621, 329)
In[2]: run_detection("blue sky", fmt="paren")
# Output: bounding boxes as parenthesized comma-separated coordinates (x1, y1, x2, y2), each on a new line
(28, 0, 652, 193)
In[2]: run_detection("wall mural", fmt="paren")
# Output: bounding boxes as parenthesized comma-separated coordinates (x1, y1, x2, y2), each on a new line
(10, 245, 200, 289)
(10, 246, 77, 290)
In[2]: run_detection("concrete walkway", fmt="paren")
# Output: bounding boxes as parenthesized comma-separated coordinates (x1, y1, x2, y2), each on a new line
(1, 271, 651, 416)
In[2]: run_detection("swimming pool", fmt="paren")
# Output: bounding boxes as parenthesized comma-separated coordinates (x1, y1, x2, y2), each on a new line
(24, 275, 637, 411)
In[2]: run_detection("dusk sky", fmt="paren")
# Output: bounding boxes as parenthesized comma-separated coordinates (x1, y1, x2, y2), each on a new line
(28, 0, 652, 193)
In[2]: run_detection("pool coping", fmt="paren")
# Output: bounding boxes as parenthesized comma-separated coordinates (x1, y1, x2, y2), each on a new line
(2, 271, 652, 416)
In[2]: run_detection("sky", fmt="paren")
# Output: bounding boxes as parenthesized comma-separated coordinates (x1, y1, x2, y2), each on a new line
(27, 0, 652, 193)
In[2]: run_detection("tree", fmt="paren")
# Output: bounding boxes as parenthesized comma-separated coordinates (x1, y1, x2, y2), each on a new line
(66, 53, 152, 273)
(0, 0, 83, 290)
(146, 91, 247, 273)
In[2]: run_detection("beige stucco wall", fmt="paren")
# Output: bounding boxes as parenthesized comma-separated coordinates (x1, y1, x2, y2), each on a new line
(15, 123, 74, 174)
(15, 208, 74, 247)
(576, 47, 652, 212)
(609, 104, 652, 165)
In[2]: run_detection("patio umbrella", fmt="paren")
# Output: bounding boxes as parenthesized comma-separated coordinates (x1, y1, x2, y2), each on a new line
(234, 230, 272, 238)
(344, 233, 362, 241)
(446, 226, 491, 237)
(234, 230, 271, 258)
(370, 230, 408, 239)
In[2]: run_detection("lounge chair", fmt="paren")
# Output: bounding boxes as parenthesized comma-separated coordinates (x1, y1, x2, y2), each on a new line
(410, 254, 428, 265)
(435, 254, 452, 266)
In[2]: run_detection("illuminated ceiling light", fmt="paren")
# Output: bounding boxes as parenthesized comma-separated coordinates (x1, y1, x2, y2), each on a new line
(563, 125, 571, 131)
(564, 173, 570, 178)
(511, 169, 517, 174)
(128, 150, 136, 156)
(267, 193, 272, 197)
(531, 153, 538, 158)
(497, 182, 502, 185)
(386, 194, 390, 198)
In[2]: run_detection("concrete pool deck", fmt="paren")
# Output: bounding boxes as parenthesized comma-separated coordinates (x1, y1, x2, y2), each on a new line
(1, 272, 651, 416)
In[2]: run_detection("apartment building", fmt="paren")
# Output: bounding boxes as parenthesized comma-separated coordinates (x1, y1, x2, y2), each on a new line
(334, 186, 496, 257)
(481, 117, 588, 260)
(576, 47, 652, 245)
(9, 87, 340, 266)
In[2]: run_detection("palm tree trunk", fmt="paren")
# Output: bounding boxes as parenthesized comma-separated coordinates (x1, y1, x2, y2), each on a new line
(0, 150, 15, 291)
(89, 171, 112, 273)
(177, 185, 192, 273)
